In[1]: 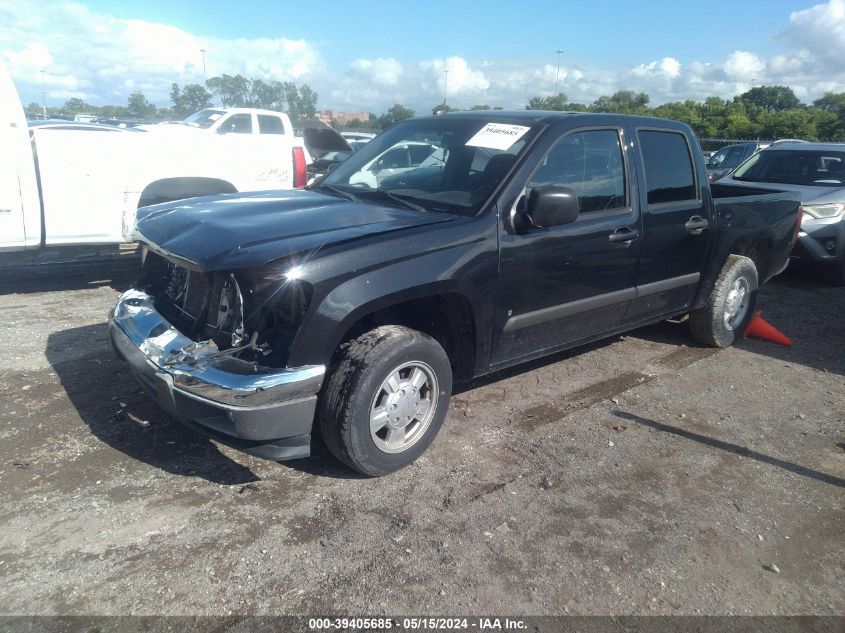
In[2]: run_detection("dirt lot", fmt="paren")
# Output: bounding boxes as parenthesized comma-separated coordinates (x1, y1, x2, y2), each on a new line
(0, 263, 843, 616)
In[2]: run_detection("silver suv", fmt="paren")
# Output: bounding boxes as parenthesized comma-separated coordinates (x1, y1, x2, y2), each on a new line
(720, 142, 845, 284)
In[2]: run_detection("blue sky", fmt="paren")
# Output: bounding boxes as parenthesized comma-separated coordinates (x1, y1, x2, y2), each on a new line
(2, 0, 845, 113)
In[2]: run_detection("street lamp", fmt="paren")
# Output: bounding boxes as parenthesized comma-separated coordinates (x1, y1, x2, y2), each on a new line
(555, 49, 564, 93)
(443, 69, 449, 105)
(40, 70, 46, 117)
(199, 49, 207, 82)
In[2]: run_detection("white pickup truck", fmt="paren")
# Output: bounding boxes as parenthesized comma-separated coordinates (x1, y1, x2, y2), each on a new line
(0, 63, 348, 253)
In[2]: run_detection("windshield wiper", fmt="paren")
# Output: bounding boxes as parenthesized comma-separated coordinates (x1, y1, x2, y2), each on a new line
(358, 189, 427, 211)
(316, 184, 359, 201)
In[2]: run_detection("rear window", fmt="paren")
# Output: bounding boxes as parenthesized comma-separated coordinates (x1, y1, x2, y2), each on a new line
(638, 130, 696, 204)
(258, 115, 284, 135)
(733, 150, 845, 187)
(709, 145, 748, 170)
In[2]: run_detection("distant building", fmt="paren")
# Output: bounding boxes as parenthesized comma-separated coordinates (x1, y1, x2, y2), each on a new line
(317, 110, 370, 126)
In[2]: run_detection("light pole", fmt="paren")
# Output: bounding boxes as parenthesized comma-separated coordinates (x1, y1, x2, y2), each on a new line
(443, 69, 449, 105)
(40, 70, 46, 117)
(199, 49, 207, 82)
(555, 49, 564, 94)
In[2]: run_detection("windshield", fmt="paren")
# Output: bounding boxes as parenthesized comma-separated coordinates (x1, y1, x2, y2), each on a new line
(708, 145, 748, 170)
(181, 108, 226, 128)
(316, 117, 541, 216)
(733, 149, 845, 186)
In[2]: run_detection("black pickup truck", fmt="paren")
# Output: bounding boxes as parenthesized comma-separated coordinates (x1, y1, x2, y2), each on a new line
(110, 112, 802, 476)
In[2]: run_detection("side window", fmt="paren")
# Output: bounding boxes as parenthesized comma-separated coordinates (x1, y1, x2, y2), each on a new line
(723, 146, 747, 169)
(639, 130, 696, 204)
(408, 144, 436, 165)
(257, 115, 284, 135)
(373, 147, 410, 170)
(528, 129, 626, 213)
(221, 114, 253, 134)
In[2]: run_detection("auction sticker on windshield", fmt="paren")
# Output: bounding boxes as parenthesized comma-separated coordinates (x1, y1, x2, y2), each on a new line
(465, 123, 531, 151)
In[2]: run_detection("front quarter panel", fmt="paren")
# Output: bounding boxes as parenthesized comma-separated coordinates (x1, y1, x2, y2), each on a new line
(286, 213, 498, 373)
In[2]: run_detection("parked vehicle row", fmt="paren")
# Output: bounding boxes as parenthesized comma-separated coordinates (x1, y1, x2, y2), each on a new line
(0, 63, 347, 253)
(110, 111, 802, 476)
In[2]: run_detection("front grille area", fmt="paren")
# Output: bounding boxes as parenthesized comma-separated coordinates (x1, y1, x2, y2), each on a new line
(140, 253, 240, 349)
(138, 249, 313, 367)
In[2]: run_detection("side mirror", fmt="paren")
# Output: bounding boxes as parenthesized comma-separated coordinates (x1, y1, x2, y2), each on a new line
(216, 127, 228, 134)
(526, 185, 579, 228)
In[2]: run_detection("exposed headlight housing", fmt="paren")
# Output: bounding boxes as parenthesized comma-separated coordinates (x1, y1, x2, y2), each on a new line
(802, 203, 845, 219)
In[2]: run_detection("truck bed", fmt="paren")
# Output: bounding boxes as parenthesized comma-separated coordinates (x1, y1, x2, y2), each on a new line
(707, 182, 802, 285)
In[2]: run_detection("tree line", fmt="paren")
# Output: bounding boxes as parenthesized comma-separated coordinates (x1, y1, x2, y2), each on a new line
(23, 79, 845, 141)
(523, 86, 845, 142)
(382, 85, 845, 142)
(24, 73, 320, 123)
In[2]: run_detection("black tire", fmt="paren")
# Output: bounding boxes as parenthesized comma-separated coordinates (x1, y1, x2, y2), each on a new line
(690, 255, 758, 348)
(318, 325, 452, 476)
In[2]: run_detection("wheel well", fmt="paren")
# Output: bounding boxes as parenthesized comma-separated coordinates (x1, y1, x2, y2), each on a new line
(338, 294, 477, 382)
(730, 237, 772, 278)
(137, 177, 237, 208)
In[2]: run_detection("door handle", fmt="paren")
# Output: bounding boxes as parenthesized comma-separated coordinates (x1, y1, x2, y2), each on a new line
(0, 208, 12, 214)
(608, 226, 639, 244)
(685, 215, 709, 234)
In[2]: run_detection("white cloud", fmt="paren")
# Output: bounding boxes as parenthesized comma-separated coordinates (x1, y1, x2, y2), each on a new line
(1, 0, 320, 105)
(419, 56, 490, 96)
(781, 0, 845, 68)
(633, 57, 681, 79)
(3, 0, 845, 115)
(722, 51, 766, 80)
(350, 57, 403, 86)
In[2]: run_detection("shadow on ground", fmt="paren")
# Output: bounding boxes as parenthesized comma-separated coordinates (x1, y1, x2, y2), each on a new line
(630, 267, 845, 377)
(46, 322, 261, 485)
(0, 269, 137, 296)
(616, 410, 845, 489)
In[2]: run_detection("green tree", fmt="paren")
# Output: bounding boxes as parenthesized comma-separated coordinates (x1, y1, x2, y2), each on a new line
(738, 86, 801, 113)
(813, 92, 845, 140)
(127, 91, 155, 120)
(432, 104, 458, 115)
(527, 92, 566, 110)
(170, 82, 213, 118)
(297, 85, 318, 119)
(180, 84, 213, 115)
(206, 74, 250, 107)
(63, 98, 88, 113)
(377, 104, 414, 129)
(591, 90, 650, 114)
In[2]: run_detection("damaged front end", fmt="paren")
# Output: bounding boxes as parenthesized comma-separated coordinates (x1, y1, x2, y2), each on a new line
(108, 248, 324, 460)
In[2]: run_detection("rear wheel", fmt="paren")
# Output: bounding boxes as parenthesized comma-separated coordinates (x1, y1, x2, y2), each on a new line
(690, 255, 758, 347)
(318, 325, 452, 476)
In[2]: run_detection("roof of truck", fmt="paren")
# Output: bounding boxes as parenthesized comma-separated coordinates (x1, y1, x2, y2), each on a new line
(435, 110, 694, 128)
(760, 141, 845, 152)
(214, 107, 291, 118)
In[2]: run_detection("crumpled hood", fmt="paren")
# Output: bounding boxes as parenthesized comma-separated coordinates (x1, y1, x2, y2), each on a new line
(135, 189, 453, 271)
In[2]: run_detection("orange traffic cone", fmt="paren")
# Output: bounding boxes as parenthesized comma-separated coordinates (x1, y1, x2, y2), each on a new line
(743, 311, 792, 346)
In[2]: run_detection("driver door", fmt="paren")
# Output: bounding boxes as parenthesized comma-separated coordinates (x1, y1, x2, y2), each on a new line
(492, 127, 641, 366)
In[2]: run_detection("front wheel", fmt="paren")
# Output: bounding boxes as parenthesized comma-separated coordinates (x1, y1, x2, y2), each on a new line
(690, 254, 758, 347)
(318, 325, 452, 476)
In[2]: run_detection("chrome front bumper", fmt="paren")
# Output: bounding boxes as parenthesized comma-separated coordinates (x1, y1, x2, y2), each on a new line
(109, 288, 325, 458)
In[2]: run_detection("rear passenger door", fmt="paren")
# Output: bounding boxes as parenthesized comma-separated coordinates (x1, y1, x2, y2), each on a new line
(624, 127, 711, 323)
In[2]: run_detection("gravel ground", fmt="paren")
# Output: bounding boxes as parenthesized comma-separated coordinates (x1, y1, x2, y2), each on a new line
(0, 263, 843, 616)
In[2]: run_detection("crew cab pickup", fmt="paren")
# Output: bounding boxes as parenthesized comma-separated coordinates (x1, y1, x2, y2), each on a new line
(0, 63, 347, 253)
(109, 112, 802, 476)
